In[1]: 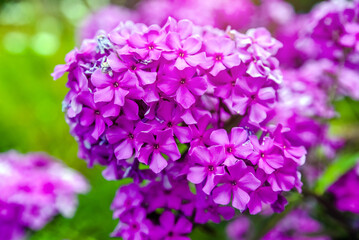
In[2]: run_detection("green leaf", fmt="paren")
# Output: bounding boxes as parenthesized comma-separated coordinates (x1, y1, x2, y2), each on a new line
(314, 152, 359, 195)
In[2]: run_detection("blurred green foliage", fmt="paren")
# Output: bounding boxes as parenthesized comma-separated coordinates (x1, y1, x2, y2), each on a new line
(0, 0, 358, 239)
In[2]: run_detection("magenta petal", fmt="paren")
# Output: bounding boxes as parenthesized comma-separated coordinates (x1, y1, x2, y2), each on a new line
(114, 140, 133, 160)
(258, 186, 278, 204)
(158, 77, 180, 95)
(176, 86, 195, 109)
(191, 147, 211, 165)
(106, 127, 128, 144)
(259, 159, 275, 174)
(94, 86, 114, 103)
(175, 57, 190, 70)
(187, 76, 208, 95)
(210, 129, 230, 145)
(91, 69, 113, 88)
(212, 184, 232, 205)
(107, 53, 127, 72)
(161, 143, 181, 161)
(101, 102, 120, 118)
(266, 154, 284, 169)
(232, 188, 250, 211)
(128, 32, 147, 48)
(185, 52, 207, 67)
(223, 54, 241, 68)
(183, 37, 201, 54)
(138, 145, 153, 165)
(218, 206, 235, 220)
(210, 62, 226, 76)
(203, 174, 217, 194)
(173, 217, 192, 234)
(52, 64, 68, 80)
(187, 166, 206, 184)
(113, 88, 129, 106)
(257, 87, 275, 101)
(80, 108, 95, 126)
(159, 211, 175, 230)
(173, 126, 192, 143)
(150, 152, 168, 173)
(230, 127, 248, 146)
(177, 19, 193, 38)
(91, 116, 106, 140)
(238, 173, 261, 191)
(136, 70, 157, 85)
(249, 103, 267, 123)
(248, 192, 262, 214)
(166, 32, 181, 49)
(122, 100, 139, 120)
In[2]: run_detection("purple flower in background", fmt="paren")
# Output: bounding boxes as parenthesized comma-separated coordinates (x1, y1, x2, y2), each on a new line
(212, 160, 261, 211)
(78, 5, 139, 41)
(226, 217, 250, 240)
(0, 151, 89, 239)
(263, 208, 330, 240)
(329, 164, 359, 214)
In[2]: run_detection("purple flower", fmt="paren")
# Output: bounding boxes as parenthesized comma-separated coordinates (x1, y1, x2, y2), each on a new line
(107, 52, 157, 86)
(75, 91, 113, 140)
(111, 184, 143, 218)
(203, 37, 241, 76)
(248, 136, 284, 174)
(152, 211, 192, 240)
(210, 127, 252, 166)
(137, 129, 181, 173)
(247, 169, 278, 214)
(128, 26, 166, 60)
(194, 188, 235, 224)
(226, 217, 250, 240)
(156, 100, 192, 143)
(91, 69, 131, 106)
(187, 146, 225, 194)
(106, 117, 137, 161)
(158, 67, 208, 109)
(163, 32, 206, 70)
(212, 160, 261, 211)
(232, 78, 276, 124)
(111, 208, 151, 240)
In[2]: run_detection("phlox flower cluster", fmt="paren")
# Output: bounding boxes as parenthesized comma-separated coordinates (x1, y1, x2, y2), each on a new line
(53, 17, 307, 239)
(226, 208, 329, 240)
(0, 151, 89, 240)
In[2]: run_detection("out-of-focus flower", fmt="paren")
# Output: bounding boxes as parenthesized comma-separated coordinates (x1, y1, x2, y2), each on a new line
(0, 151, 89, 240)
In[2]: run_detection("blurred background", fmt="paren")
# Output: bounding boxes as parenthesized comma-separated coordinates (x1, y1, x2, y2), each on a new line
(0, 0, 358, 239)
